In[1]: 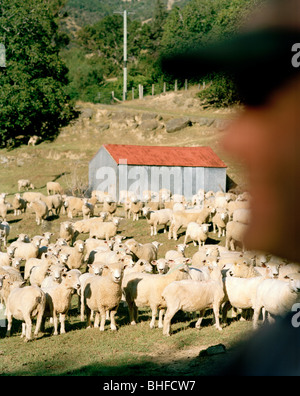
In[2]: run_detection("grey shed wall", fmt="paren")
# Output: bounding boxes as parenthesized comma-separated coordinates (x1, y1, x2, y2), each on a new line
(89, 146, 227, 200)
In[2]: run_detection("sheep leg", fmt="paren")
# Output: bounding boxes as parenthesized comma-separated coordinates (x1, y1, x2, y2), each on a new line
(213, 303, 222, 331)
(150, 305, 158, 329)
(110, 309, 118, 331)
(99, 308, 106, 331)
(158, 308, 165, 328)
(21, 322, 26, 339)
(6, 311, 13, 337)
(24, 315, 33, 341)
(127, 300, 138, 325)
(168, 223, 173, 240)
(94, 312, 100, 327)
(253, 305, 261, 329)
(163, 307, 178, 336)
(85, 305, 92, 328)
(183, 232, 188, 245)
(60, 313, 66, 334)
(34, 306, 44, 337)
(53, 312, 59, 335)
(195, 310, 205, 329)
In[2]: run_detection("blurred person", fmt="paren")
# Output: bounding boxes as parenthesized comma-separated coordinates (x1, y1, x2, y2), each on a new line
(161, 0, 300, 375)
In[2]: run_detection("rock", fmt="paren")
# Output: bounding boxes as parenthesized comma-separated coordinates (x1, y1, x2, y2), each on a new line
(80, 108, 94, 119)
(166, 117, 191, 133)
(139, 119, 159, 132)
(198, 344, 226, 357)
(141, 113, 158, 121)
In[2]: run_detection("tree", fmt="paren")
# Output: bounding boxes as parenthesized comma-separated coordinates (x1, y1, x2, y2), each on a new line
(0, 0, 75, 147)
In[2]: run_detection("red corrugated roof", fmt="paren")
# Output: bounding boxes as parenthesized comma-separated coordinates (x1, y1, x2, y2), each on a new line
(103, 144, 226, 168)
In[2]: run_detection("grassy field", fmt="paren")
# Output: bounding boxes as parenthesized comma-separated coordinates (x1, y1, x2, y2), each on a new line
(0, 90, 254, 376)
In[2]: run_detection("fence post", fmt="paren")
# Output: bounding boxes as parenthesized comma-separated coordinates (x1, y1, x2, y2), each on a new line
(163, 82, 166, 93)
(175, 80, 178, 92)
(132, 87, 135, 100)
(185, 79, 188, 91)
(152, 84, 155, 96)
(139, 84, 144, 99)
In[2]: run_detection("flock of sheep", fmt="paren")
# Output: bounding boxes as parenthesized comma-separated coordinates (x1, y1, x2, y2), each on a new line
(0, 179, 300, 342)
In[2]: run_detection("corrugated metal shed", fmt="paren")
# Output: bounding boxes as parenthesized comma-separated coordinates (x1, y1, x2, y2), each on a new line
(103, 144, 227, 168)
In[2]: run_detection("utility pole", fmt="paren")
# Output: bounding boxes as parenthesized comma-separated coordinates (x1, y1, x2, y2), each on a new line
(114, 10, 134, 101)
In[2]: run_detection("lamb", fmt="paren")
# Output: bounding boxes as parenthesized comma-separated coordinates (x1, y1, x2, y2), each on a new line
(184, 223, 210, 247)
(169, 206, 213, 240)
(225, 221, 248, 251)
(253, 273, 300, 329)
(28, 199, 48, 225)
(17, 179, 35, 192)
(46, 181, 64, 196)
(6, 284, 46, 341)
(40, 264, 67, 289)
(25, 253, 54, 281)
(142, 207, 173, 236)
(12, 193, 27, 216)
(123, 262, 190, 329)
(10, 240, 39, 261)
(89, 217, 121, 241)
(162, 266, 225, 336)
(130, 197, 143, 221)
(125, 239, 158, 262)
(84, 261, 125, 331)
(59, 240, 85, 270)
(42, 269, 81, 335)
(212, 209, 229, 237)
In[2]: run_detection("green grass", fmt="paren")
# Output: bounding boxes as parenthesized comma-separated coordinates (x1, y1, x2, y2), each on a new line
(0, 96, 253, 376)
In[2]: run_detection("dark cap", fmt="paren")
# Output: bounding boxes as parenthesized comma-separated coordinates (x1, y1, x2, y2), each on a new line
(160, 0, 300, 106)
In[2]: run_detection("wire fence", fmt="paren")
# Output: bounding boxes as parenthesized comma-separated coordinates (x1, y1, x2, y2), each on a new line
(94, 79, 208, 105)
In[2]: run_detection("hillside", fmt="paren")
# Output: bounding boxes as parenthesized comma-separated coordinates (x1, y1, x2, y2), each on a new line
(64, 0, 191, 27)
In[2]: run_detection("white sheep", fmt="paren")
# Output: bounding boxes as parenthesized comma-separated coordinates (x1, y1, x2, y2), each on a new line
(125, 239, 158, 262)
(212, 209, 229, 237)
(6, 284, 46, 341)
(89, 217, 121, 241)
(64, 196, 84, 218)
(42, 269, 81, 335)
(10, 240, 39, 261)
(142, 207, 173, 236)
(232, 208, 251, 224)
(130, 197, 143, 221)
(46, 181, 64, 196)
(253, 273, 300, 329)
(0, 196, 8, 222)
(165, 244, 187, 261)
(0, 246, 16, 267)
(123, 262, 190, 329)
(184, 223, 210, 247)
(0, 221, 10, 248)
(84, 261, 125, 331)
(82, 198, 94, 220)
(162, 266, 225, 336)
(169, 206, 213, 240)
(22, 191, 43, 203)
(225, 221, 248, 251)
(12, 193, 27, 216)
(59, 240, 85, 270)
(17, 179, 35, 192)
(28, 199, 48, 225)
(103, 197, 117, 219)
(59, 221, 76, 246)
(40, 194, 63, 216)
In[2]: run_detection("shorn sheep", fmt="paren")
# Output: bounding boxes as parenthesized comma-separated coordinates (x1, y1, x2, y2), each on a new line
(83, 261, 125, 331)
(184, 223, 210, 247)
(6, 284, 46, 341)
(142, 207, 173, 236)
(42, 269, 81, 335)
(253, 273, 300, 329)
(162, 266, 225, 336)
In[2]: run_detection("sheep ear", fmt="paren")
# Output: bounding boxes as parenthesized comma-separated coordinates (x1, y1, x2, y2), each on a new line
(284, 275, 290, 280)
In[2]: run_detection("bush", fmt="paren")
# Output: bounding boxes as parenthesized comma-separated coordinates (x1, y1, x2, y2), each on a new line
(198, 73, 241, 108)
